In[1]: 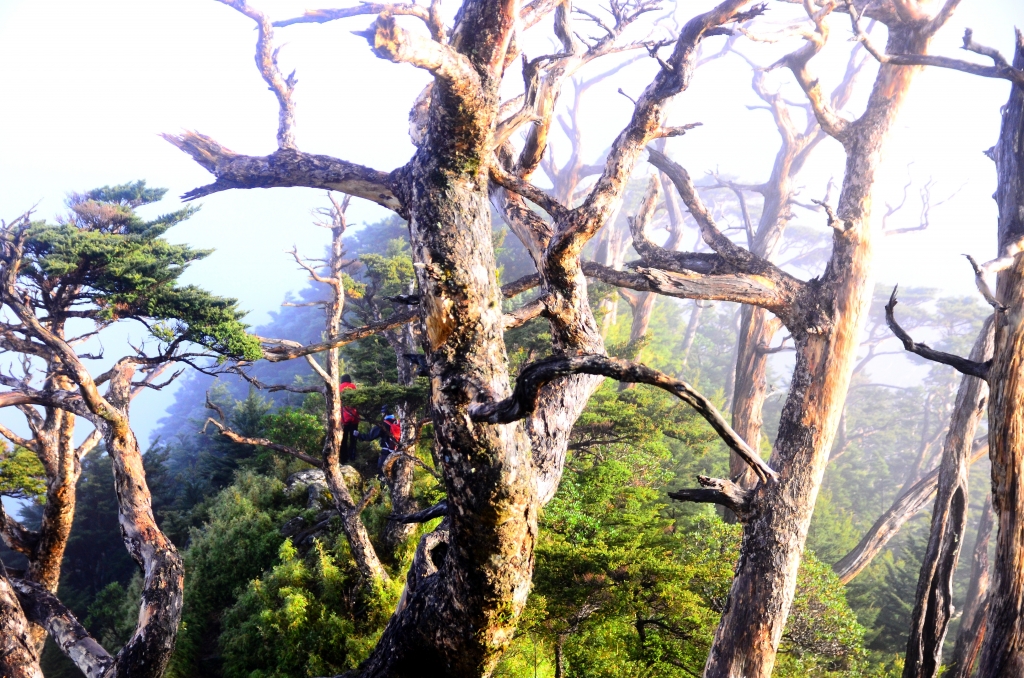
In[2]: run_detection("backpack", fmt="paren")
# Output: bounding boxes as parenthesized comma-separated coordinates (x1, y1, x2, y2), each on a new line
(385, 418, 402, 442)
(339, 382, 360, 425)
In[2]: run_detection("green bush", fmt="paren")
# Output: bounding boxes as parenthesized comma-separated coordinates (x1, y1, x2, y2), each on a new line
(220, 537, 402, 678)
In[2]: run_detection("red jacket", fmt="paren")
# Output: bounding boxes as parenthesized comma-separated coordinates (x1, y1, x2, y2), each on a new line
(339, 382, 359, 425)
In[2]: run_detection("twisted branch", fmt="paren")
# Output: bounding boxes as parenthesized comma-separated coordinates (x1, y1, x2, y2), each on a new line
(885, 286, 990, 379)
(469, 354, 777, 482)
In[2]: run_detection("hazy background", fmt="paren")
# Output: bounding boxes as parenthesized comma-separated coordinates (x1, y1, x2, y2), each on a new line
(0, 0, 1020, 442)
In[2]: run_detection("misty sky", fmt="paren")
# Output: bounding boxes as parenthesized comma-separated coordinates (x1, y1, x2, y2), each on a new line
(0, 0, 1021, 442)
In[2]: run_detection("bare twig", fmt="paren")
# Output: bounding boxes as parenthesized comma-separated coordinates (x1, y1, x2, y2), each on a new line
(884, 286, 991, 379)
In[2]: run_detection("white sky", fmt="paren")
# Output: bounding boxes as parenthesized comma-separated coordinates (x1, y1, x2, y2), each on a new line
(0, 0, 1021, 442)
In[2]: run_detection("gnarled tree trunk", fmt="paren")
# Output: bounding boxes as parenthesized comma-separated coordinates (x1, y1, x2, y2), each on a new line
(903, 317, 994, 678)
(977, 31, 1024, 678)
(701, 13, 952, 677)
(725, 49, 864, 486)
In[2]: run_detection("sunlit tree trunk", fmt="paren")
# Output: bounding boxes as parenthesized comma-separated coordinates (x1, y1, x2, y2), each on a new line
(977, 32, 1024, 678)
(702, 15, 950, 677)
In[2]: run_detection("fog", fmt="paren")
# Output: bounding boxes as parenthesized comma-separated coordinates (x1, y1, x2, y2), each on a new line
(0, 0, 1020, 443)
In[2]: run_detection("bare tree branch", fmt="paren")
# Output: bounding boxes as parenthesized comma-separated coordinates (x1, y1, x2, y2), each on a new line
(389, 500, 448, 523)
(203, 416, 323, 469)
(769, 1, 851, 141)
(0, 501, 39, 558)
(273, 4, 431, 29)
(355, 11, 480, 86)
(850, 17, 1024, 87)
(669, 475, 753, 520)
(885, 286, 991, 379)
(0, 422, 35, 452)
(469, 353, 777, 483)
(258, 308, 418, 362)
(9, 577, 114, 678)
(218, 0, 298, 149)
(162, 132, 402, 211)
(489, 164, 569, 219)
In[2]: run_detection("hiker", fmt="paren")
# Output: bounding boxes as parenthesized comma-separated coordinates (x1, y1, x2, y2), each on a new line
(339, 374, 359, 462)
(355, 406, 402, 480)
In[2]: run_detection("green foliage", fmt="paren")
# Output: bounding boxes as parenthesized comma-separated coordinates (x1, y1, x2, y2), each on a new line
(19, 180, 260, 360)
(499, 383, 866, 677)
(337, 238, 418, 384)
(340, 334, 399, 384)
(338, 378, 430, 415)
(168, 472, 305, 678)
(358, 238, 415, 299)
(83, 574, 144, 652)
(0, 445, 46, 499)
(219, 538, 401, 678)
(865, 534, 927, 654)
(262, 407, 327, 459)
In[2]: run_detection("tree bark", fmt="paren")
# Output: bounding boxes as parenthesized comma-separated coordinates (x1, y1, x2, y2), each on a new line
(554, 634, 566, 678)
(354, 4, 540, 673)
(977, 30, 1024, 678)
(904, 318, 994, 678)
(724, 48, 862, 487)
(20, 404, 79, 661)
(90, 364, 183, 678)
(0, 570, 42, 678)
(702, 15, 947, 677)
(0, 401, 82, 665)
(729, 305, 775, 479)
(949, 495, 994, 678)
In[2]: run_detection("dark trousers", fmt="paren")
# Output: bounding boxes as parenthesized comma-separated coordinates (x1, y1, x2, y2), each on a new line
(341, 424, 358, 463)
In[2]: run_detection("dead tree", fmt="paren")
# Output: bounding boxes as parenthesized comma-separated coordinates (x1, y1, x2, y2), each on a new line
(625, 3, 960, 672)
(322, 193, 426, 553)
(720, 40, 866, 483)
(215, 195, 393, 583)
(969, 33, 1024, 678)
(868, 25, 1024, 678)
(265, 196, 392, 583)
